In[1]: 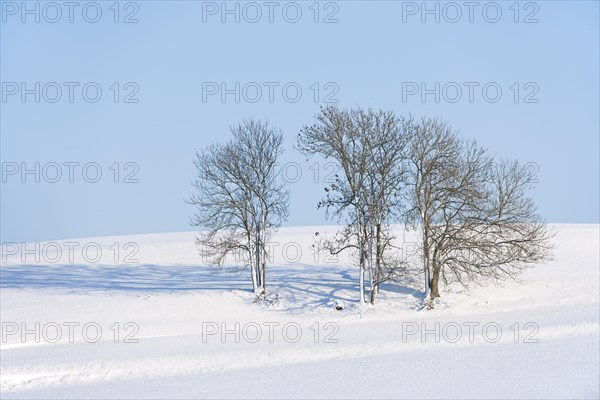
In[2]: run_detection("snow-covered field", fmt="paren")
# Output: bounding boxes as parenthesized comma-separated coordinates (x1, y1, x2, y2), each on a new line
(1, 224, 598, 399)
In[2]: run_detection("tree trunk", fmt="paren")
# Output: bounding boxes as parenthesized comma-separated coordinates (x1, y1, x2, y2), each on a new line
(366, 226, 375, 304)
(429, 265, 441, 300)
(375, 223, 382, 296)
(261, 211, 268, 295)
(368, 271, 374, 304)
(359, 267, 365, 303)
(250, 263, 259, 294)
(261, 260, 266, 294)
(255, 236, 261, 283)
(359, 250, 365, 303)
(423, 238, 430, 300)
(255, 228, 264, 295)
(424, 266, 430, 300)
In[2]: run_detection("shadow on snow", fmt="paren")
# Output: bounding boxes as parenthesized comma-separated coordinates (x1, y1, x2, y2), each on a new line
(0, 263, 421, 310)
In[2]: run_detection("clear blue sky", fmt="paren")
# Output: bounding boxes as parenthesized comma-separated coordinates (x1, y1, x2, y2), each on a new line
(1, 0, 599, 243)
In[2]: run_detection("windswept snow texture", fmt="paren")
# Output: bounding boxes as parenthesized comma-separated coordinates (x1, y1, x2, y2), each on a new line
(1, 225, 598, 399)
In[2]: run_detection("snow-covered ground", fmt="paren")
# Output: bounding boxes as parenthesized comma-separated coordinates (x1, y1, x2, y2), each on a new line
(1, 224, 598, 399)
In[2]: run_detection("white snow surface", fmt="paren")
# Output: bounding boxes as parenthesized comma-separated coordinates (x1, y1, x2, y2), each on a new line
(1, 224, 598, 399)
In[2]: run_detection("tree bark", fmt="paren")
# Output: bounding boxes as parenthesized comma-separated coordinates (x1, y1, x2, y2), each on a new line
(430, 265, 441, 300)
(375, 223, 382, 296)
(250, 263, 259, 294)
(367, 226, 375, 304)
(359, 250, 366, 303)
(261, 260, 266, 294)
(422, 234, 431, 300)
(369, 285, 376, 304)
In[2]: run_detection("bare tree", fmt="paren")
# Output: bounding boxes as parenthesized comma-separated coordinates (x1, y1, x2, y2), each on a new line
(406, 117, 554, 307)
(298, 106, 411, 303)
(188, 119, 290, 296)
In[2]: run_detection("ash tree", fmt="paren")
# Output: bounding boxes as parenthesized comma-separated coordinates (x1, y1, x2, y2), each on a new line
(406, 117, 554, 307)
(298, 106, 412, 304)
(188, 119, 290, 296)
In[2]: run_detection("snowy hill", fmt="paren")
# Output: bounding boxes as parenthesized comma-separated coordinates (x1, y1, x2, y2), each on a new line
(1, 224, 598, 399)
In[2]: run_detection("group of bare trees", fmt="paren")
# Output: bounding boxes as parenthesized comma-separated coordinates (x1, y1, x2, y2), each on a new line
(189, 106, 553, 307)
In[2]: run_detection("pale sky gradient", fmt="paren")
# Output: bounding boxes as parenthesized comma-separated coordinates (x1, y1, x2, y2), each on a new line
(1, 0, 599, 243)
